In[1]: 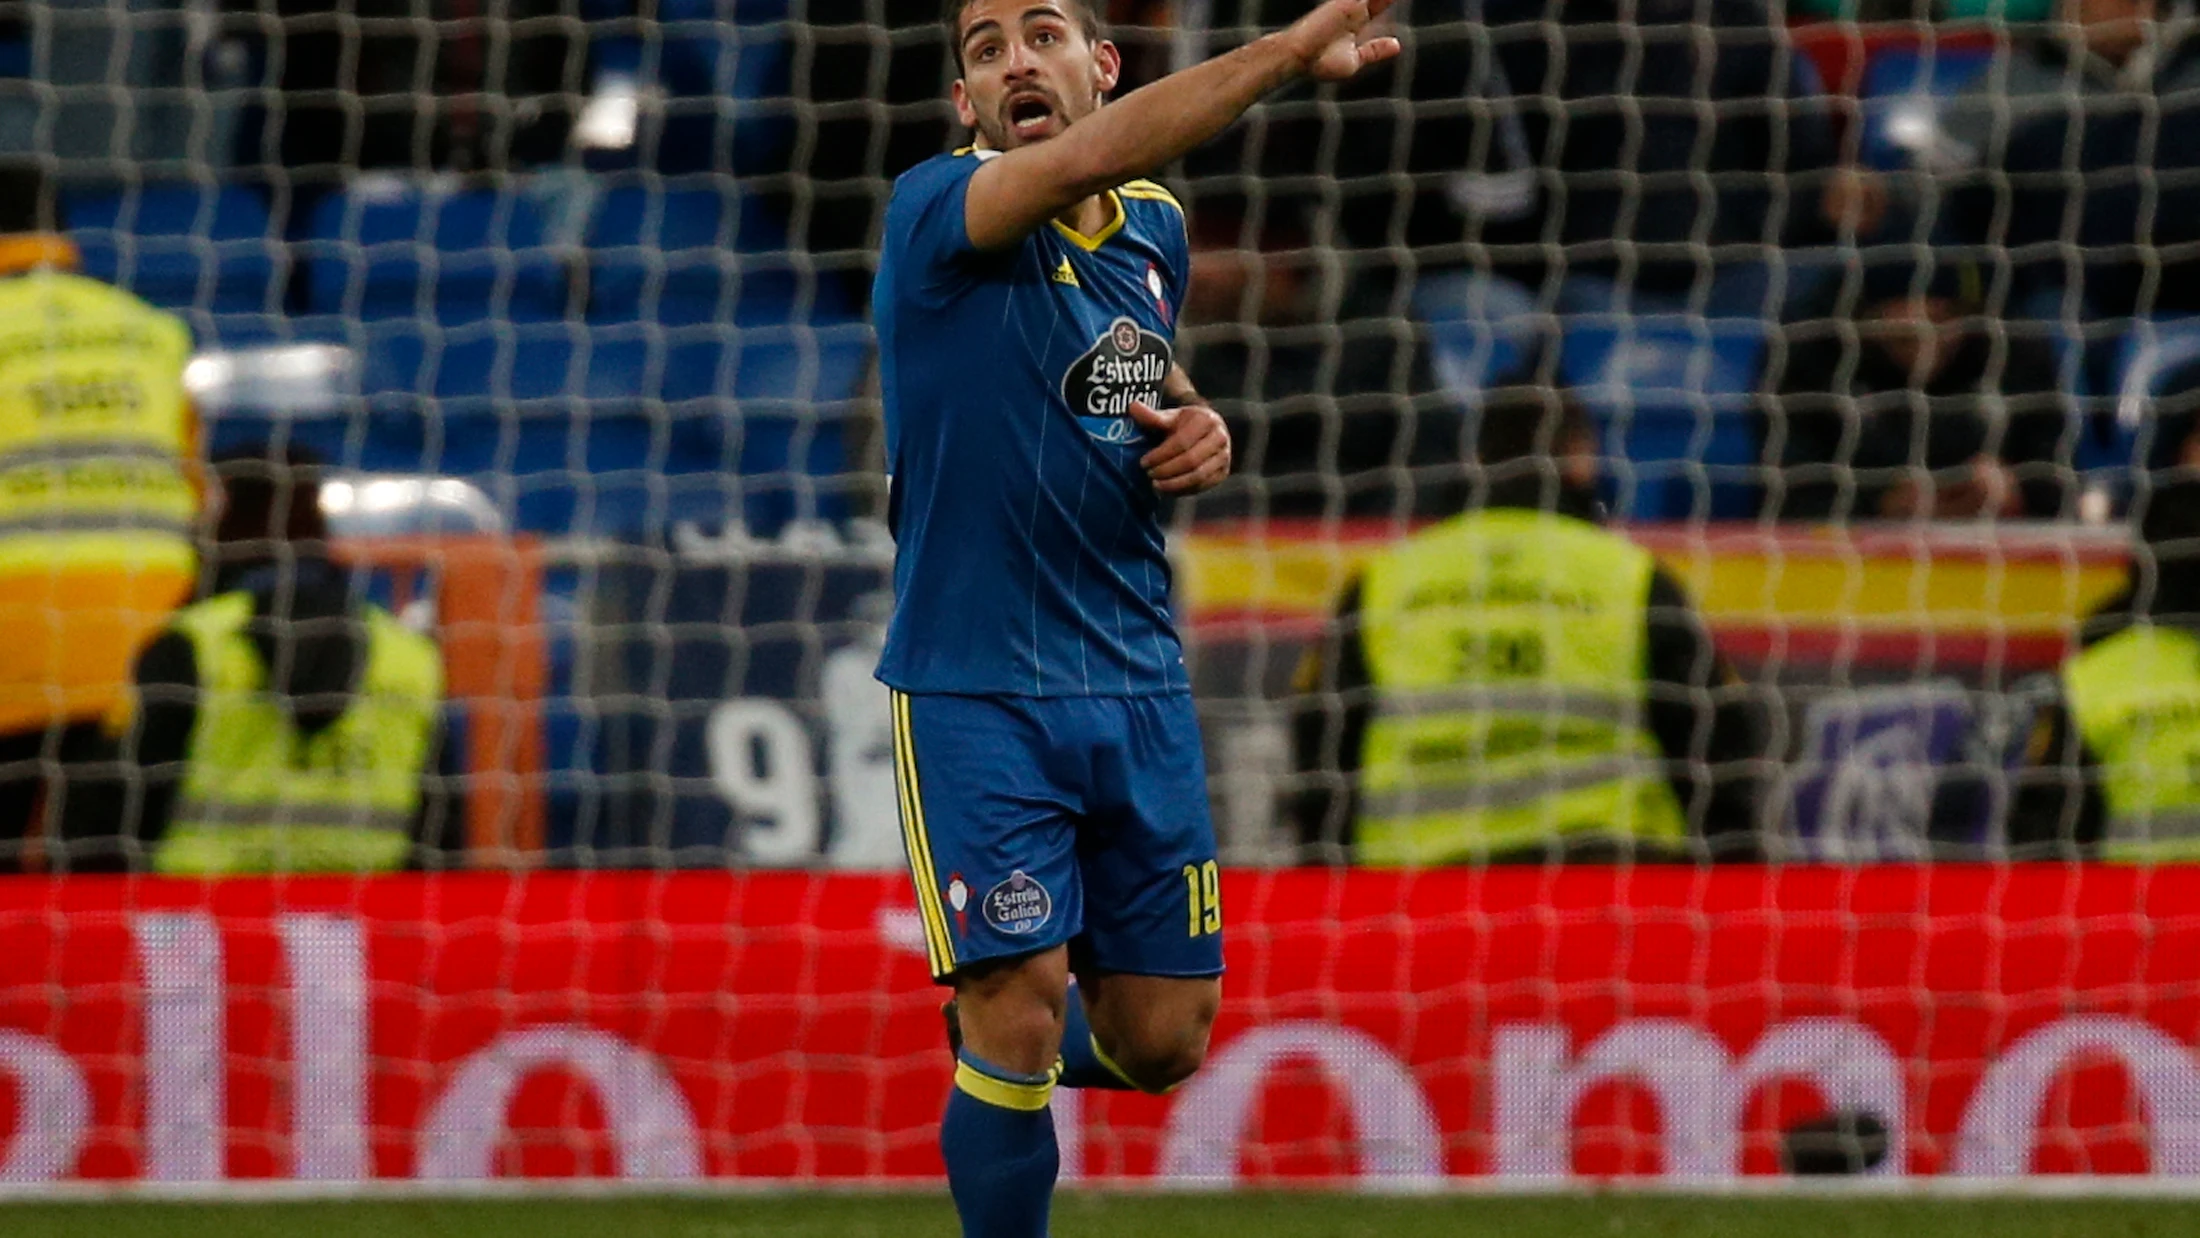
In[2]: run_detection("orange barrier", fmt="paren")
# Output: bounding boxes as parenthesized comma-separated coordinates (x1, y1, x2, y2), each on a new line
(338, 536, 546, 861)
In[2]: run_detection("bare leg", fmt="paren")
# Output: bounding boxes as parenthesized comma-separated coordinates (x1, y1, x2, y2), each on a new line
(1072, 970, 1220, 1093)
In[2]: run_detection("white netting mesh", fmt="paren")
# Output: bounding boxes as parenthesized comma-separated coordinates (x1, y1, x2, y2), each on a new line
(5, 0, 2183, 862)
(0, 0, 2197, 1192)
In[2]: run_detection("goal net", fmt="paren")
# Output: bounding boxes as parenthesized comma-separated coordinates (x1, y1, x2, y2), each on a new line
(0, 0, 2192, 1190)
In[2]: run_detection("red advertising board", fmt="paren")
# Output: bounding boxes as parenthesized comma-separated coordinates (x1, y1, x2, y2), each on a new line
(0, 868, 2196, 1184)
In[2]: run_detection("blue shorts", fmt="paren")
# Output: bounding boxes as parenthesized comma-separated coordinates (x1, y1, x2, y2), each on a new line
(888, 690, 1224, 983)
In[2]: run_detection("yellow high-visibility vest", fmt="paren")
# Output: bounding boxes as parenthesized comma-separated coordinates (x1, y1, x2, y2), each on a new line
(1354, 508, 1687, 863)
(158, 591, 443, 875)
(2063, 624, 2200, 859)
(0, 270, 195, 576)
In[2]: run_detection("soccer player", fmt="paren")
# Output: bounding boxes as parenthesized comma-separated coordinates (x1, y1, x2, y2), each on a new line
(873, 0, 1399, 1233)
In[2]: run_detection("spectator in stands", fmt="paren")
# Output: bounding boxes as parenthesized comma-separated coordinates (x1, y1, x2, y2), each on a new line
(1460, 0, 1853, 319)
(1764, 254, 2075, 521)
(2009, 395, 2200, 856)
(1183, 0, 1864, 278)
(1288, 386, 1768, 863)
(0, 161, 199, 865)
(231, 0, 580, 178)
(1182, 196, 1468, 519)
(1924, 0, 2200, 320)
(61, 445, 459, 873)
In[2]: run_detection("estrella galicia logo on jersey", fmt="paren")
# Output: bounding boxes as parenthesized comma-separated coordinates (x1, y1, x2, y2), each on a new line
(982, 869, 1053, 936)
(1062, 315, 1171, 445)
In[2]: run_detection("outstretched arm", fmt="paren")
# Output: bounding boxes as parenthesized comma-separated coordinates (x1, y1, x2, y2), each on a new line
(964, 0, 1400, 250)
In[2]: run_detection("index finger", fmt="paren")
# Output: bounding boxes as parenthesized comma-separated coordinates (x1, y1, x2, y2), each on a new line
(1140, 428, 1199, 470)
(1146, 424, 1226, 479)
(1139, 409, 1217, 469)
(1357, 35, 1402, 66)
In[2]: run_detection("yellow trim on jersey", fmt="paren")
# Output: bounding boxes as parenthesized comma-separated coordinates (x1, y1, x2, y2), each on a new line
(939, 148, 1142, 245)
(1050, 191, 1125, 252)
(1118, 180, 1183, 212)
(954, 1059, 1060, 1112)
(892, 690, 956, 977)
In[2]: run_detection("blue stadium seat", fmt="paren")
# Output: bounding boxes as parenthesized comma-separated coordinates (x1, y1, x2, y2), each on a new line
(336, 315, 859, 535)
(284, 174, 870, 537)
(214, 395, 841, 536)
(578, 322, 868, 408)
(1857, 45, 1996, 172)
(640, 0, 793, 177)
(1559, 313, 1765, 520)
(304, 183, 569, 324)
(584, 185, 871, 407)
(357, 321, 584, 404)
(65, 183, 282, 315)
(588, 185, 735, 326)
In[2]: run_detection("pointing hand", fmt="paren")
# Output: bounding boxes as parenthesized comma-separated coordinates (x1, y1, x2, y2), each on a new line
(1285, 0, 1403, 83)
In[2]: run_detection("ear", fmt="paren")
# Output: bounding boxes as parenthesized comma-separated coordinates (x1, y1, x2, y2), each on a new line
(951, 78, 978, 131)
(1093, 38, 1122, 97)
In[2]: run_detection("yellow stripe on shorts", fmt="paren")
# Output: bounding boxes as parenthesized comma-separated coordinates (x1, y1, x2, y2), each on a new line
(891, 690, 956, 976)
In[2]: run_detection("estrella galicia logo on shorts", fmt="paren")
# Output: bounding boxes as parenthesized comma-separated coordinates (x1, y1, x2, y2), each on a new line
(981, 869, 1053, 936)
(1061, 315, 1171, 445)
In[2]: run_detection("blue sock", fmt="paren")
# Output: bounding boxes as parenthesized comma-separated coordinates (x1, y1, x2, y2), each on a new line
(1055, 982, 1141, 1092)
(942, 1050, 1059, 1238)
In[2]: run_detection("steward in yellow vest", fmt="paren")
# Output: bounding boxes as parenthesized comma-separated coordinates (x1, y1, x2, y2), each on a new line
(61, 446, 458, 873)
(0, 163, 199, 852)
(2013, 404, 2200, 859)
(1290, 387, 1767, 863)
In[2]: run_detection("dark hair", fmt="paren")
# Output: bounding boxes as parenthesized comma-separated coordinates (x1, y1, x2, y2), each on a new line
(0, 159, 52, 234)
(212, 443, 331, 549)
(1473, 385, 1592, 466)
(943, 0, 1104, 72)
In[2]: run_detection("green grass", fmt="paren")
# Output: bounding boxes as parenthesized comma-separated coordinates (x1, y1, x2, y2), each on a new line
(0, 1193, 2196, 1238)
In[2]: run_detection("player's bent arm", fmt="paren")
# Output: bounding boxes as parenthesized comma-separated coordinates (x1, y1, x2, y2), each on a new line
(963, 0, 1401, 251)
(1163, 363, 1202, 409)
(1134, 365, 1232, 495)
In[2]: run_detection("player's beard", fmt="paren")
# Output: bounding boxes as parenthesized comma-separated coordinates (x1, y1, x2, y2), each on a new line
(979, 84, 1079, 151)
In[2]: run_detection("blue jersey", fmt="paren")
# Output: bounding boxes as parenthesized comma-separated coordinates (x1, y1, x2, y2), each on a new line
(873, 149, 1192, 697)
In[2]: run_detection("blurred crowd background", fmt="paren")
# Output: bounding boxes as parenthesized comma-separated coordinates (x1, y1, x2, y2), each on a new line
(3, 0, 2197, 869)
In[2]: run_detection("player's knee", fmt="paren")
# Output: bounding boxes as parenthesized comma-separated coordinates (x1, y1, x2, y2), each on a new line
(1106, 989, 1219, 1092)
(954, 955, 1071, 1073)
(1113, 1038, 1206, 1093)
(985, 1000, 1068, 1068)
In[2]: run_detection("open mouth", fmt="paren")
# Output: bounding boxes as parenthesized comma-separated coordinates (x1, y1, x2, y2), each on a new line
(1006, 93, 1057, 139)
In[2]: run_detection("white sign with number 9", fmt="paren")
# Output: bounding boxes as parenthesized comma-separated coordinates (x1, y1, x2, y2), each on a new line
(705, 699, 821, 865)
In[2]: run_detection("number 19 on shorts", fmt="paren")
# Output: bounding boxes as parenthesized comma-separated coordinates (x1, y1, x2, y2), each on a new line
(1183, 860, 1221, 937)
